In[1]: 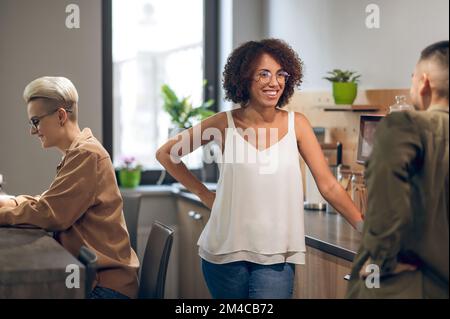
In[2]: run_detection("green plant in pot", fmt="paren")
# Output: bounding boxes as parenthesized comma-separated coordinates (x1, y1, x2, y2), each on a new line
(118, 156, 142, 188)
(158, 83, 216, 184)
(323, 69, 361, 105)
(161, 83, 215, 137)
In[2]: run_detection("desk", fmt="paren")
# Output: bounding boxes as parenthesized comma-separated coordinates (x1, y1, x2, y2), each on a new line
(0, 227, 85, 298)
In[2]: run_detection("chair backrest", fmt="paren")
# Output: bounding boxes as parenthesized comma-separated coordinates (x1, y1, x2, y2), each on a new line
(138, 221, 174, 299)
(78, 245, 98, 298)
(122, 193, 142, 252)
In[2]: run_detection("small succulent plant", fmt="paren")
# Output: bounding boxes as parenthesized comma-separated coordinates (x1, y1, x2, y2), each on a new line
(323, 69, 361, 83)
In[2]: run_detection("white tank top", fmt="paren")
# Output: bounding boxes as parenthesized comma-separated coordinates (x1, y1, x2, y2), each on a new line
(197, 110, 306, 265)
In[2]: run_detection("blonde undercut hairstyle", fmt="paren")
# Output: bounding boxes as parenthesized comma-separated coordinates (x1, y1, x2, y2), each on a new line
(23, 76, 79, 121)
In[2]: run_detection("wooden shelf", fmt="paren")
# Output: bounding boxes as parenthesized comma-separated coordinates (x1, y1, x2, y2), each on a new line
(317, 104, 382, 112)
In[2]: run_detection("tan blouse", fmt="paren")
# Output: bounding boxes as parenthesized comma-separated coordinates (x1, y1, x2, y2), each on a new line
(0, 128, 140, 298)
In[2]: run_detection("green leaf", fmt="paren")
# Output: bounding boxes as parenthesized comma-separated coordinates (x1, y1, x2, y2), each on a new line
(351, 74, 362, 82)
(161, 84, 178, 103)
(197, 109, 215, 119)
(323, 69, 361, 83)
(323, 77, 336, 82)
(200, 99, 215, 108)
(161, 83, 216, 128)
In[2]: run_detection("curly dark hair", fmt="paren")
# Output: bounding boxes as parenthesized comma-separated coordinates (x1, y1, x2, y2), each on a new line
(223, 38, 304, 108)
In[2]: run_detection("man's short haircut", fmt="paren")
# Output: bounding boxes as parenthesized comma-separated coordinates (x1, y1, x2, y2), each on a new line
(420, 41, 449, 100)
(23, 76, 79, 121)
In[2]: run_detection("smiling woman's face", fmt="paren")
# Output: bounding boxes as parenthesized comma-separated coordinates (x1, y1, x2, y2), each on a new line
(27, 99, 62, 149)
(248, 53, 286, 109)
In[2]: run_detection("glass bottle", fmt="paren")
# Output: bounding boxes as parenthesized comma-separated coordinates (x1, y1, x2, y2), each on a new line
(351, 172, 367, 218)
(389, 95, 414, 113)
(337, 165, 353, 197)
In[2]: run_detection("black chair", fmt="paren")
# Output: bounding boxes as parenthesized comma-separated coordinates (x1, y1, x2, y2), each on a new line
(138, 221, 174, 299)
(78, 245, 98, 298)
(122, 193, 142, 252)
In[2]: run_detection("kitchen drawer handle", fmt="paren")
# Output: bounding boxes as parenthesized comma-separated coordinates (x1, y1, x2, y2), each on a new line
(188, 211, 202, 220)
(188, 211, 196, 218)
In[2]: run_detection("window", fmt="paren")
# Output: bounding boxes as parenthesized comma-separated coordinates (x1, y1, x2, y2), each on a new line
(112, 0, 206, 169)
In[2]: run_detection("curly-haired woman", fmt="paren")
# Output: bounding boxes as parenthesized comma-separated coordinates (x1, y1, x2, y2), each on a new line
(157, 39, 364, 299)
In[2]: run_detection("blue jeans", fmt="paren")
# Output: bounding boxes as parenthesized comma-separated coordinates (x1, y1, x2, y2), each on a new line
(88, 286, 130, 299)
(201, 259, 295, 299)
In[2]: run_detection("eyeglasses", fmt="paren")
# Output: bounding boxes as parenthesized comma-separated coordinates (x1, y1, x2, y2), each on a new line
(28, 108, 72, 130)
(255, 70, 290, 85)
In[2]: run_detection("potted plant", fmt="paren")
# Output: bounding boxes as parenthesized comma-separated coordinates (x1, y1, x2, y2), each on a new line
(323, 69, 361, 105)
(161, 83, 215, 136)
(118, 156, 142, 188)
(159, 83, 216, 184)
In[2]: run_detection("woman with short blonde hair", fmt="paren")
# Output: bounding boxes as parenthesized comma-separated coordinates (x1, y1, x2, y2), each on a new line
(23, 76, 78, 121)
(0, 76, 140, 299)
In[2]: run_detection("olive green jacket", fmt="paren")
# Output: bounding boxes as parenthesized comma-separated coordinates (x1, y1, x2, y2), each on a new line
(347, 105, 449, 299)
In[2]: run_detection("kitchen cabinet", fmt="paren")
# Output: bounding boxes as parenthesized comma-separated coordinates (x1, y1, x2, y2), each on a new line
(294, 246, 352, 299)
(177, 197, 212, 299)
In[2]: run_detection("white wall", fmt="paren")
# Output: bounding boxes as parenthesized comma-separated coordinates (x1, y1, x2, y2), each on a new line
(0, 0, 102, 195)
(219, 0, 264, 111)
(263, 0, 449, 90)
(232, 0, 264, 47)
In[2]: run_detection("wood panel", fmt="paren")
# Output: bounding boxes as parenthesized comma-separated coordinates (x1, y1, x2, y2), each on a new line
(365, 89, 412, 113)
(177, 198, 212, 299)
(177, 200, 196, 298)
(293, 246, 353, 299)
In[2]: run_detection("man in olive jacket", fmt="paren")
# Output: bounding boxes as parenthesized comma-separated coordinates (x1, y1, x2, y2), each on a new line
(347, 41, 449, 299)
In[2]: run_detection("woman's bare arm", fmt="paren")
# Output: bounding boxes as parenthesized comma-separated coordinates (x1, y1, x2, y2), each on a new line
(156, 112, 227, 208)
(294, 112, 363, 230)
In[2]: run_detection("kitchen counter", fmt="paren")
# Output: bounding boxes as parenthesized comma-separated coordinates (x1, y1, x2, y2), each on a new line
(123, 184, 361, 262)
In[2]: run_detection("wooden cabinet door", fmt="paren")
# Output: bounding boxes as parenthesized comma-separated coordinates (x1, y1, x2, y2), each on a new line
(293, 246, 352, 299)
(177, 200, 196, 298)
(177, 198, 212, 299)
(191, 204, 211, 299)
